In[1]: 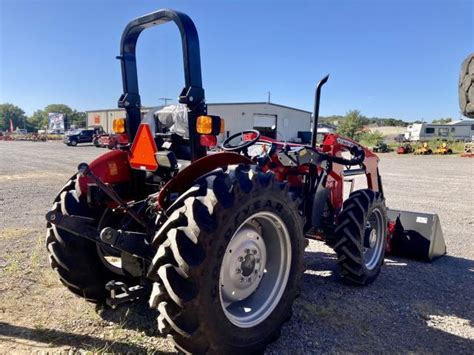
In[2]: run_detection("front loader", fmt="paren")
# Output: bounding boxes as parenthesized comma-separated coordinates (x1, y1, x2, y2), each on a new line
(45, 9, 446, 354)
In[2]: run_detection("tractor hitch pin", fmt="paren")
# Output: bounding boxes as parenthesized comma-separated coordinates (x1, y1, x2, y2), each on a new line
(78, 163, 147, 228)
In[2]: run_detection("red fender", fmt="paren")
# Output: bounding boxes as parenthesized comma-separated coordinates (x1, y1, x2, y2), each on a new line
(77, 150, 131, 197)
(157, 152, 253, 208)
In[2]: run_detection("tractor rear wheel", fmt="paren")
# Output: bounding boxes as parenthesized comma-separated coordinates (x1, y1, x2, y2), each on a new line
(46, 176, 138, 302)
(459, 53, 474, 118)
(332, 189, 387, 285)
(148, 165, 305, 354)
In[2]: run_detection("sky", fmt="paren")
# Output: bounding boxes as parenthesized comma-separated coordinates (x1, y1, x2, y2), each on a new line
(0, 0, 472, 122)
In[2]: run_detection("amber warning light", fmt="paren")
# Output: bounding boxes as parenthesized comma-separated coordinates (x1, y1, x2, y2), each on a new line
(129, 124, 159, 171)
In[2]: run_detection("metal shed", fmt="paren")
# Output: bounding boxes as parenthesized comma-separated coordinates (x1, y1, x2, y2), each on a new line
(86, 102, 311, 142)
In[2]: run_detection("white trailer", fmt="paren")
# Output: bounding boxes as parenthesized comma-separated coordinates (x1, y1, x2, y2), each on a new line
(404, 120, 474, 141)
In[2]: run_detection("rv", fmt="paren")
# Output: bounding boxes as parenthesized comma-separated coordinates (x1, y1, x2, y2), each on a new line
(404, 119, 474, 142)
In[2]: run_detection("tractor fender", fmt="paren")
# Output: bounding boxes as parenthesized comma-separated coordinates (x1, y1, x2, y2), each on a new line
(157, 152, 253, 208)
(77, 150, 131, 197)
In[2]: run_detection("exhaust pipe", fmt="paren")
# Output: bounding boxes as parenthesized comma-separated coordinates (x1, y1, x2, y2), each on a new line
(311, 74, 330, 147)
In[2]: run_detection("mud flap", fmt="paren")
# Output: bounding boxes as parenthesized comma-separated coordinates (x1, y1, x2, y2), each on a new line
(387, 209, 446, 262)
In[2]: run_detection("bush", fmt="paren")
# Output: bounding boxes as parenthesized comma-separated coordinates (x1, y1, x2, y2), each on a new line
(357, 130, 384, 147)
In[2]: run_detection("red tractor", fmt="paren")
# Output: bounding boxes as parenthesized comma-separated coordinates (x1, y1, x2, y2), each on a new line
(45, 9, 445, 354)
(397, 143, 414, 154)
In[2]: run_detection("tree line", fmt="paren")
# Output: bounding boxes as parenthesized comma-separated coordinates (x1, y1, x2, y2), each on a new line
(0, 103, 86, 132)
(332, 110, 454, 142)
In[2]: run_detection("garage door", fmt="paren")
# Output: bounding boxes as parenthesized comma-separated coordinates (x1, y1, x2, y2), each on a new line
(253, 114, 277, 139)
(253, 114, 276, 128)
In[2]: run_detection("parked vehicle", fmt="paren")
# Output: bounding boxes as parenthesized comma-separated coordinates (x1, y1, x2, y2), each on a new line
(397, 143, 414, 154)
(94, 133, 129, 148)
(434, 142, 453, 155)
(404, 120, 474, 142)
(372, 142, 392, 153)
(64, 127, 104, 146)
(414, 142, 433, 155)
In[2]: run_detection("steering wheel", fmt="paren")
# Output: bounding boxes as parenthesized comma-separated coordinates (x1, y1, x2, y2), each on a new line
(222, 130, 261, 152)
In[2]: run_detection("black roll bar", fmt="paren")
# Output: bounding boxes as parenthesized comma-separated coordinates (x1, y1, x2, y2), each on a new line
(117, 9, 207, 161)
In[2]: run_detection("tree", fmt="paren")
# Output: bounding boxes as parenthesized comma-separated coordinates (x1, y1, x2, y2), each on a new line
(0, 103, 27, 131)
(27, 104, 87, 131)
(28, 109, 48, 130)
(358, 130, 384, 146)
(432, 118, 453, 124)
(337, 110, 365, 139)
(68, 110, 86, 127)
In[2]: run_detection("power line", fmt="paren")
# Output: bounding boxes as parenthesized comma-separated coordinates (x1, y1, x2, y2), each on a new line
(158, 97, 173, 106)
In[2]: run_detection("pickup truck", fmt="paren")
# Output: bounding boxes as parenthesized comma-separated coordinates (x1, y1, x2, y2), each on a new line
(64, 127, 103, 146)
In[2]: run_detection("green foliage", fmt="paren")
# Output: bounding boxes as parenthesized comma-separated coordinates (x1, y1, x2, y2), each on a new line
(28, 110, 48, 130)
(431, 118, 453, 124)
(321, 114, 409, 127)
(25, 104, 87, 131)
(358, 130, 384, 146)
(336, 110, 365, 139)
(0, 103, 27, 131)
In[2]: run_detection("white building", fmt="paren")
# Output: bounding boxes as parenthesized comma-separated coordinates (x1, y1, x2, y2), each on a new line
(87, 102, 312, 143)
(404, 119, 474, 142)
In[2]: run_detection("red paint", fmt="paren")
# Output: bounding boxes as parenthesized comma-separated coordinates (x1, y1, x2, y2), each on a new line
(386, 220, 396, 253)
(98, 133, 129, 148)
(157, 152, 252, 208)
(200, 134, 217, 147)
(243, 132, 258, 141)
(77, 150, 131, 197)
(257, 133, 381, 210)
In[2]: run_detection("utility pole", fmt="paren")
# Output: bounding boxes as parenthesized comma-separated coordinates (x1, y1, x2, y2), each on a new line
(267, 91, 271, 103)
(158, 97, 173, 106)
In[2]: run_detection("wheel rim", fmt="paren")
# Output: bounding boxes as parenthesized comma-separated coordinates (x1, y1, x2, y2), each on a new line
(219, 211, 292, 328)
(362, 208, 384, 270)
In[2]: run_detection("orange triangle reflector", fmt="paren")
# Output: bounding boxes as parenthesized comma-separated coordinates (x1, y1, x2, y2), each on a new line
(129, 123, 159, 171)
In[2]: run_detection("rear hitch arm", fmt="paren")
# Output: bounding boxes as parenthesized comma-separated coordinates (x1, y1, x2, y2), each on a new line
(77, 162, 147, 228)
(45, 211, 154, 261)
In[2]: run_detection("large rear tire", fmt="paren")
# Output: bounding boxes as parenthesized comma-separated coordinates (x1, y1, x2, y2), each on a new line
(459, 53, 474, 118)
(332, 189, 387, 285)
(148, 165, 305, 354)
(46, 176, 138, 302)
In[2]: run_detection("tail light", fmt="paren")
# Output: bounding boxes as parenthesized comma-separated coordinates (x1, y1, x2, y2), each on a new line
(112, 118, 126, 134)
(196, 115, 223, 135)
(200, 134, 217, 147)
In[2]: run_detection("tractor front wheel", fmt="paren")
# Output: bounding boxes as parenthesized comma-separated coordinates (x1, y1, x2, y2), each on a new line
(332, 189, 387, 285)
(149, 166, 305, 354)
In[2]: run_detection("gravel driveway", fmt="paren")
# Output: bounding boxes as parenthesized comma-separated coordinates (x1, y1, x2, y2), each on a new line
(0, 141, 473, 353)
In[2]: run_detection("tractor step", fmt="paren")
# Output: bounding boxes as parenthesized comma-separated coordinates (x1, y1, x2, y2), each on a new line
(105, 280, 148, 308)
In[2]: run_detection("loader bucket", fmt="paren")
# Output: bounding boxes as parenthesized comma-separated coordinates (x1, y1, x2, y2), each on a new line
(387, 209, 446, 262)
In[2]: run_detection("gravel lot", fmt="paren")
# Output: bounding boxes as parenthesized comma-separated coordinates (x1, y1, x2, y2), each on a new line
(0, 141, 473, 353)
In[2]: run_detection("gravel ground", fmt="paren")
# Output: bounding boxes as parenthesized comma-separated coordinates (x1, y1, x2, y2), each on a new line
(0, 141, 473, 353)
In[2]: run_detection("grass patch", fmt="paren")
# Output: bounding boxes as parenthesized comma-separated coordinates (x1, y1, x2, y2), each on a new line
(0, 228, 36, 240)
